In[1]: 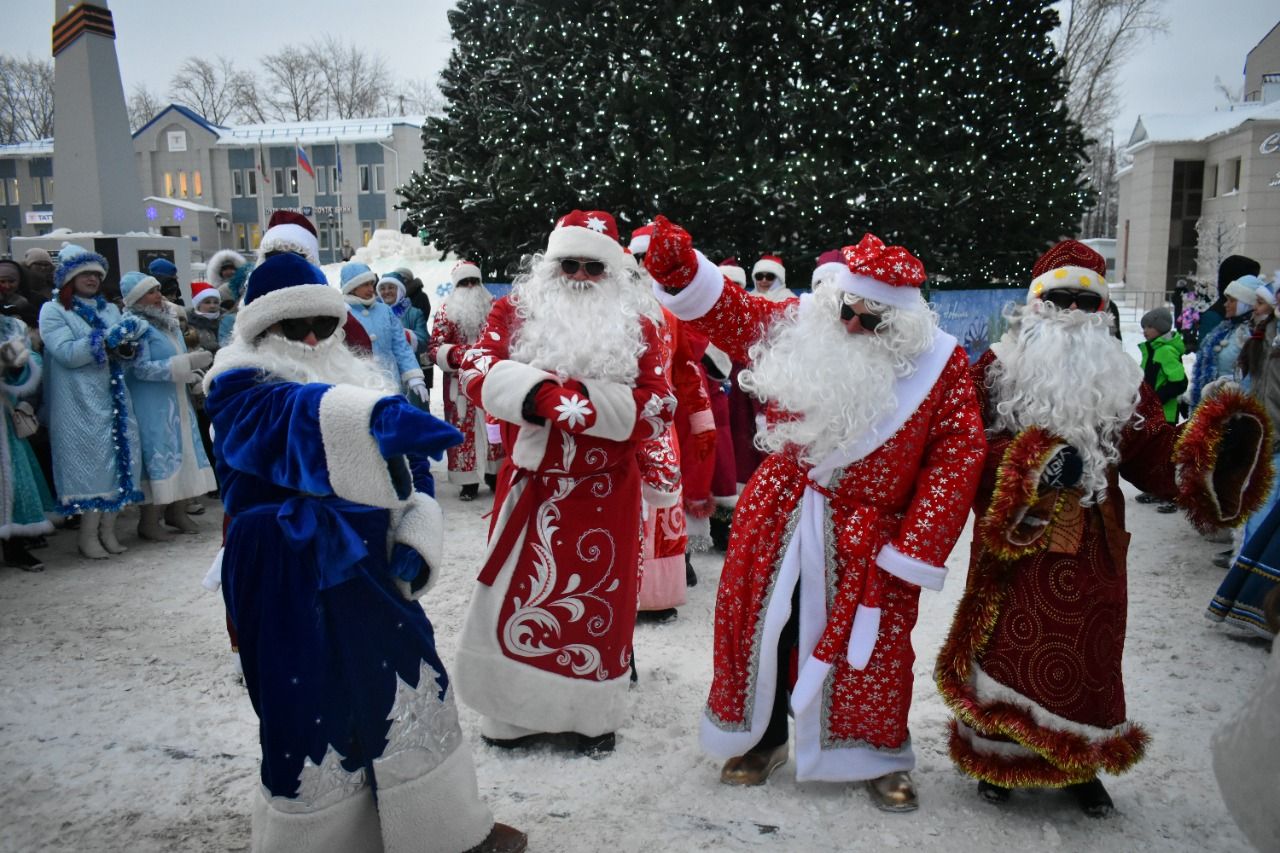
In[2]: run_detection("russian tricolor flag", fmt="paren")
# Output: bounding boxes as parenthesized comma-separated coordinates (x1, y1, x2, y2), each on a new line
(296, 142, 315, 179)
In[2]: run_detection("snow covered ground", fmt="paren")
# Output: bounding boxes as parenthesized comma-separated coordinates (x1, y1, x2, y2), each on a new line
(0, 304, 1266, 853)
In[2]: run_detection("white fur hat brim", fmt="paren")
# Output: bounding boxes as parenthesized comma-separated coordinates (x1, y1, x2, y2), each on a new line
(823, 265, 924, 310)
(545, 226, 624, 268)
(628, 234, 651, 255)
(1224, 279, 1261, 304)
(751, 258, 786, 286)
(235, 284, 347, 343)
(259, 223, 319, 264)
(451, 262, 482, 285)
(121, 275, 162, 307)
(1027, 265, 1109, 307)
(719, 265, 747, 287)
(341, 269, 378, 295)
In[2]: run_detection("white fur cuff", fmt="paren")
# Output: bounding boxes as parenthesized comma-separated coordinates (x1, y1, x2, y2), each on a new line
(875, 543, 946, 590)
(433, 343, 457, 372)
(479, 360, 557, 424)
(642, 483, 681, 509)
(579, 377, 637, 441)
(319, 385, 411, 509)
(391, 493, 445, 599)
(653, 251, 724, 321)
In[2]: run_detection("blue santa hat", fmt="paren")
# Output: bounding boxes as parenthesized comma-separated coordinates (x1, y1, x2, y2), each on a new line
(236, 253, 346, 343)
(340, 261, 378, 295)
(54, 244, 108, 291)
(119, 271, 162, 307)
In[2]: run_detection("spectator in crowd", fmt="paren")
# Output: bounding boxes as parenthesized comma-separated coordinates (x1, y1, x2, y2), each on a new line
(120, 272, 216, 540)
(378, 269, 429, 359)
(148, 257, 182, 305)
(400, 266, 434, 391)
(1134, 307, 1187, 512)
(1199, 255, 1262, 343)
(340, 261, 429, 403)
(39, 246, 147, 559)
(749, 254, 795, 302)
(205, 249, 247, 307)
(0, 313, 55, 572)
(21, 248, 55, 306)
(1192, 275, 1263, 408)
(0, 258, 38, 331)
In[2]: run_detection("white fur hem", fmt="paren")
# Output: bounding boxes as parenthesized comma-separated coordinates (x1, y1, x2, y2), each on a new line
(579, 377, 637, 441)
(235, 284, 346, 344)
(954, 719, 1040, 759)
(252, 785, 381, 853)
(319, 385, 410, 509)
(875, 543, 946, 590)
(653, 251, 724, 321)
(372, 741, 494, 853)
(970, 663, 1141, 742)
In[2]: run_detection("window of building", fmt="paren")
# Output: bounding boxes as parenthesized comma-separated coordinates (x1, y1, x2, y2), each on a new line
(250, 223, 263, 248)
(1206, 164, 1218, 198)
(287, 167, 299, 195)
(362, 220, 373, 245)
(273, 168, 284, 196)
(164, 172, 174, 197)
(0, 180, 7, 205)
(193, 170, 203, 197)
(232, 170, 244, 197)
(32, 177, 44, 205)
(246, 169, 258, 197)
(7, 178, 17, 205)
(359, 165, 370, 193)
(235, 223, 247, 251)
(372, 164, 386, 193)
(317, 167, 327, 195)
(330, 166, 340, 191)
(179, 171, 189, 198)
(1227, 158, 1242, 193)
(318, 226, 329, 251)
(375, 219, 386, 232)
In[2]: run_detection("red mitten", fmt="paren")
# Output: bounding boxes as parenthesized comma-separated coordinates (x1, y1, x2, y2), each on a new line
(692, 429, 717, 462)
(533, 380, 597, 433)
(446, 347, 463, 369)
(643, 215, 698, 289)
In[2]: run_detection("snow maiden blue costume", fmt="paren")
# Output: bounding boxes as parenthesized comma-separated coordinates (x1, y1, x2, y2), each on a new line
(339, 262, 425, 394)
(0, 315, 55, 539)
(205, 254, 495, 853)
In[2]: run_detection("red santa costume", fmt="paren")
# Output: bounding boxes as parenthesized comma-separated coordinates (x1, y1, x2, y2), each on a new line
(452, 211, 676, 748)
(429, 261, 504, 491)
(645, 217, 986, 805)
(936, 240, 1273, 815)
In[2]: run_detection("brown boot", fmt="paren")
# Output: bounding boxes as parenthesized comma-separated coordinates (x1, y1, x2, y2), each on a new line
(867, 770, 918, 812)
(720, 743, 787, 786)
(464, 822, 527, 853)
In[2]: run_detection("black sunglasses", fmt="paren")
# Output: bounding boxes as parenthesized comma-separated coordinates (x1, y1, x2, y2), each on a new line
(561, 259, 606, 277)
(279, 315, 341, 341)
(754, 272, 776, 282)
(839, 302, 882, 331)
(457, 277, 481, 287)
(1043, 290, 1103, 312)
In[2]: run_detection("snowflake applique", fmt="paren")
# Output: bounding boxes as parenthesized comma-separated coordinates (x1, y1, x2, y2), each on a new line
(554, 394, 594, 429)
(585, 216, 607, 233)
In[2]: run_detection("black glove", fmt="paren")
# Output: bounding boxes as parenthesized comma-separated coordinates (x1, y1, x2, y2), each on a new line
(1041, 445, 1083, 489)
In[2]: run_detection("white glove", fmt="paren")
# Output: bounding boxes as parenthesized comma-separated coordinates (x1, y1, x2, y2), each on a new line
(188, 349, 214, 371)
(406, 376, 429, 403)
(1202, 377, 1241, 400)
(0, 338, 29, 370)
(171, 352, 210, 384)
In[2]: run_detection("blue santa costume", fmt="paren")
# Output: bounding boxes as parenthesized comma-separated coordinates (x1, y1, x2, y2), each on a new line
(205, 254, 499, 853)
(340, 262, 429, 405)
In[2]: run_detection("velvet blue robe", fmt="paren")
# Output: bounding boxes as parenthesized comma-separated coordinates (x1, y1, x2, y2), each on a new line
(206, 368, 462, 801)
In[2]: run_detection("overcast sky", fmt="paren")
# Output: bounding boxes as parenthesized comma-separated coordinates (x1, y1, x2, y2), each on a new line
(1, 1, 1277, 145)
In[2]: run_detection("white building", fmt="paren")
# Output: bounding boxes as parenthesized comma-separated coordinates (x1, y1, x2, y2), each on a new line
(0, 104, 428, 266)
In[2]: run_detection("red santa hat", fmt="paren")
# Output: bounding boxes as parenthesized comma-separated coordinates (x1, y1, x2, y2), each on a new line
(826, 234, 926, 309)
(812, 249, 846, 287)
(628, 223, 654, 255)
(752, 254, 786, 285)
(718, 257, 747, 287)
(259, 210, 320, 264)
(450, 260, 482, 285)
(545, 210, 624, 269)
(1027, 239, 1109, 307)
(190, 280, 220, 307)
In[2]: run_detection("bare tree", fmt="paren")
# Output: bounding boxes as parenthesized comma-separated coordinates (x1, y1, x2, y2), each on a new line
(169, 57, 241, 124)
(307, 36, 392, 119)
(401, 77, 446, 116)
(127, 83, 163, 132)
(0, 55, 55, 144)
(259, 45, 325, 122)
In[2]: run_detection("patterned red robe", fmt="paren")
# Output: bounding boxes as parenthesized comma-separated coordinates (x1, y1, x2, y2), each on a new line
(936, 349, 1271, 787)
(428, 303, 504, 485)
(452, 296, 676, 737)
(658, 261, 987, 781)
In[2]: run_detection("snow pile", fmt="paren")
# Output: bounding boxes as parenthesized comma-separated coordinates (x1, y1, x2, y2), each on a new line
(319, 228, 458, 295)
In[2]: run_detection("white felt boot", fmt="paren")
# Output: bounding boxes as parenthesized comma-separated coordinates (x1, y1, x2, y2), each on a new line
(77, 511, 109, 560)
(164, 501, 199, 534)
(98, 511, 127, 554)
(137, 504, 173, 541)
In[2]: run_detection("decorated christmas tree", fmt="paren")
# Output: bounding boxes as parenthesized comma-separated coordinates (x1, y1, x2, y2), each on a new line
(401, 0, 1089, 286)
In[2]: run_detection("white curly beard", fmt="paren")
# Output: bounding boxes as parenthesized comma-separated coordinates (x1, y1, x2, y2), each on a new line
(442, 284, 494, 341)
(987, 301, 1143, 505)
(508, 255, 649, 385)
(741, 288, 937, 466)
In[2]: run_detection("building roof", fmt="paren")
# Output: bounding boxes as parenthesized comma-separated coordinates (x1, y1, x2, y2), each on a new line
(215, 115, 428, 147)
(0, 138, 54, 157)
(143, 196, 225, 214)
(1126, 99, 1280, 150)
(132, 104, 225, 139)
